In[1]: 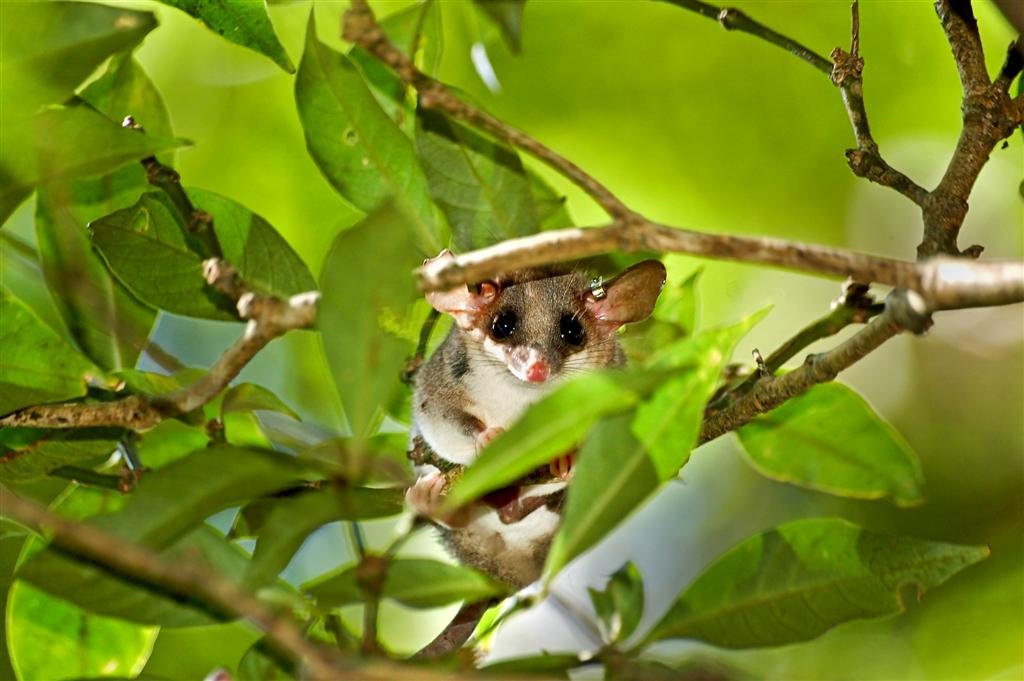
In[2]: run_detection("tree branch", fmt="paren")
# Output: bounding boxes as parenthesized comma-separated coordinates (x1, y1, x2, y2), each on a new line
(342, 0, 635, 222)
(0, 486, 345, 681)
(0, 260, 319, 429)
(414, 221, 1024, 310)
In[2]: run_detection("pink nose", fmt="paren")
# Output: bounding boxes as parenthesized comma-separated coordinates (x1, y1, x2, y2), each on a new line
(526, 361, 550, 383)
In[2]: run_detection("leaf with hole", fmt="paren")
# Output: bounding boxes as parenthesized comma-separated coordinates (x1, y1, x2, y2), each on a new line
(295, 12, 446, 252)
(645, 517, 989, 648)
(156, 0, 294, 72)
(736, 382, 924, 505)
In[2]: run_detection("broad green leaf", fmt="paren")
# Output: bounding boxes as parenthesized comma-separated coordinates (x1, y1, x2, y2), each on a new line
(295, 13, 446, 252)
(305, 558, 507, 609)
(18, 524, 256, 627)
(0, 290, 100, 415)
(132, 419, 210, 470)
(654, 267, 701, 336)
(222, 383, 300, 421)
(481, 654, 582, 677)
(0, 101, 187, 224)
(527, 169, 573, 230)
(415, 108, 539, 250)
(632, 307, 769, 479)
(474, 0, 527, 53)
(8, 486, 156, 679)
(0, 428, 120, 482)
(90, 191, 233, 319)
(157, 0, 294, 72)
(245, 486, 403, 587)
(645, 517, 989, 648)
(445, 370, 661, 509)
(0, 531, 28, 680)
(319, 204, 421, 438)
(736, 383, 924, 505)
(544, 413, 659, 579)
(588, 561, 645, 644)
(190, 188, 317, 298)
(91, 189, 314, 320)
(34, 55, 171, 369)
(0, 1, 156, 120)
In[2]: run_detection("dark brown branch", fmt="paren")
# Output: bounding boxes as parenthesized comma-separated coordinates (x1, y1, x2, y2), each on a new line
(658, 0, 832, 74)
(342, 0, 634, 222)
(995, 36, 1024, 91)
(935, 0, 991, 96)
(0, 259, 319, 429)
(416, 600, 496, 659)
(0, 486, 345, 680)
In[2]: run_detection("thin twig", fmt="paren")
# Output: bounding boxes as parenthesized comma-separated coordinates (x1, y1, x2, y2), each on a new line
(0, 486, 345, 680)
(699, 291, 912, 443)
(658, 0, 832, 74)
(0, 259, 319, 429)
(342, 0, 635, 222)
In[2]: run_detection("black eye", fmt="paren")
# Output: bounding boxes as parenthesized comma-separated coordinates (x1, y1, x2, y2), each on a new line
(560, 314, 585, 347)
(490, 310, 517, 341)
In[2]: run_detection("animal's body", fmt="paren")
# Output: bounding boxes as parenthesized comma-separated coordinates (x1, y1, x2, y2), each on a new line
(407, 254, 666, 588)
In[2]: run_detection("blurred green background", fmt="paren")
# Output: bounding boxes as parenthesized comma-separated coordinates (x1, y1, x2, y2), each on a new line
(2, 1, 1021, 678)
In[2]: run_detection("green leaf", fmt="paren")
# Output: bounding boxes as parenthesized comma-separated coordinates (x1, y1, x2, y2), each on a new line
(527, 169, 573, 229)
(319, 204, 421, 438)
(415, 108, 539, 250)
(736, 382, 925, 505)
(654, 267, 701, 336)
(245, 486, 403, 587)
(544, 413, 659, 580)
(90, 188, 314, 320)
(445, 370, 661, 509)
(588, 561, 645, 644)
(474, 0, 527, 53)
(632, 307, 769, 478)
(645, 517, 989, 648)
(0, 290, 100, 415)
(0, 1, 156, 120)
(480, 654, 582, 677)
(295, 12, 446, 252)
(0, 101, 187, 225)
(18, 524, 256, 628)
(190, 188, 317, 298)
(156, 0, 294, 73)
(221, 383, 300, 421)
(304, 558, 507, 609)
(0, 428, 120, 482)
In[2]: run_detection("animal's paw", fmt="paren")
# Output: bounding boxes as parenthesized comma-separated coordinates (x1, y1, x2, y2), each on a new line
(475, 426, 505, 452)
(549, 451, 575, 481)
(405, 471, 470, 528)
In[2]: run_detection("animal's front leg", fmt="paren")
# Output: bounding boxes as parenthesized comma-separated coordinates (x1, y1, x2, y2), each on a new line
(405, 470, 471, 528)
(475, 425, 505, 451)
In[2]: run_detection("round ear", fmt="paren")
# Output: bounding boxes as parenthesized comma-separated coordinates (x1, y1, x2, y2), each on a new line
(423, 251, 499, 328)
(585, 260, 667, 328)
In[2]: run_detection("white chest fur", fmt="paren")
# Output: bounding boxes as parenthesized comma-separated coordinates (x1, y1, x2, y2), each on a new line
(463, 358, 557, 430)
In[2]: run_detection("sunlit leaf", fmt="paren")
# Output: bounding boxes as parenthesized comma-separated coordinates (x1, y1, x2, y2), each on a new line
(632, 307, 769, 478)
(0, 290, 100, 416)
(474, 0, 527, 53)
(1, 102, 186, 224)
(0, 1, 156, 120)
(544, 413, 658, 579)
(645, 517, 989, 648)
(295, 13, 446, 252)
(445, 370, 663, 509)
(245, 486, 403, 587)
(221, 383, 300, 421)
(156, 0, 295, 72)
(588, 561, 645, 644)
(415, 108, 538, 250)
(526, 169, 573, 230)
(736, 382, 925, 505)
(319, 203, 421, 438)
(304, 558, 507, 609)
